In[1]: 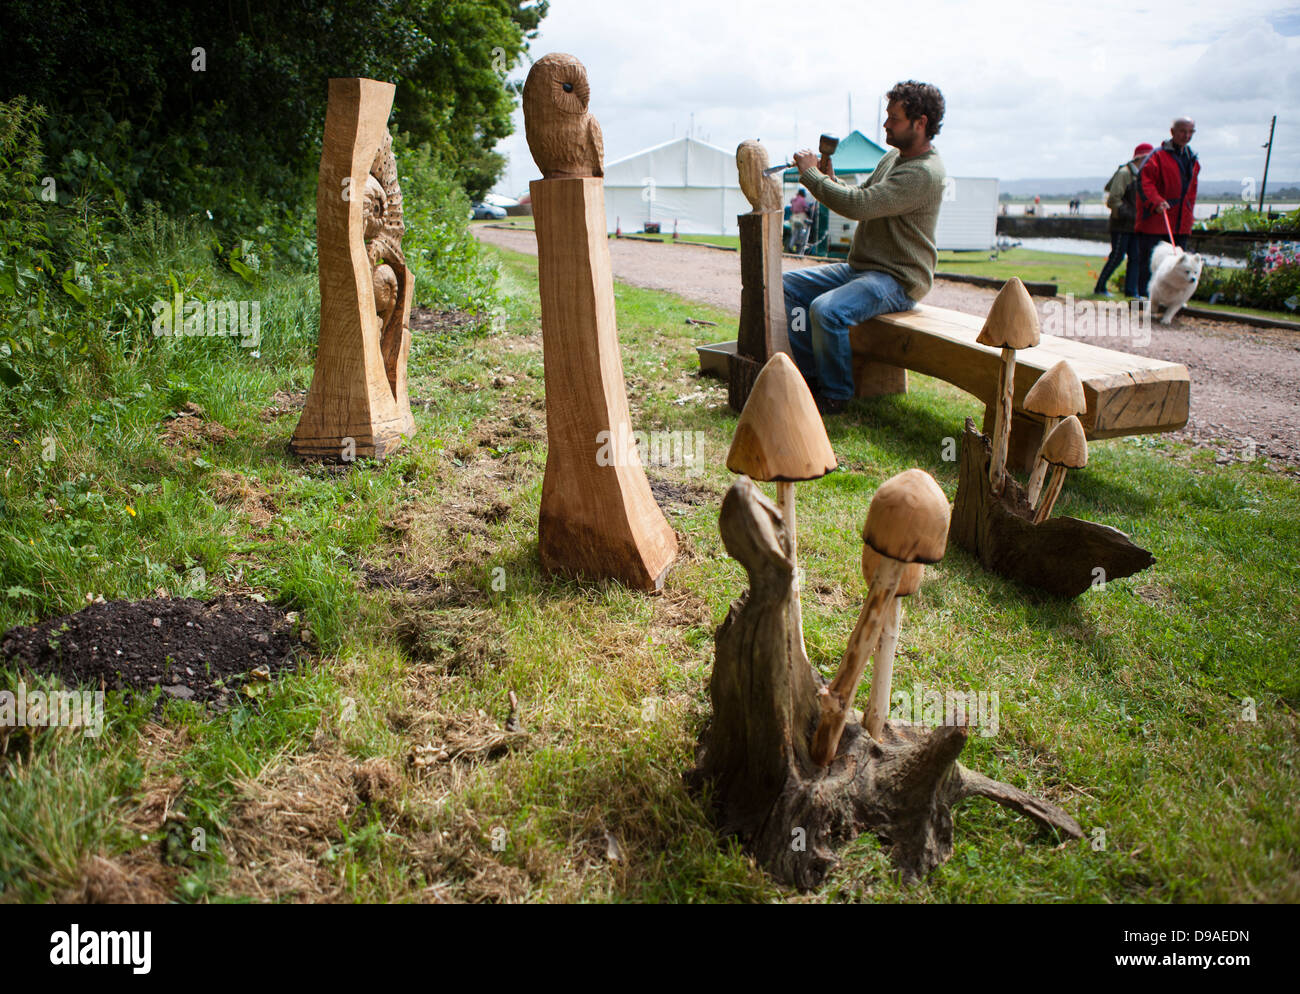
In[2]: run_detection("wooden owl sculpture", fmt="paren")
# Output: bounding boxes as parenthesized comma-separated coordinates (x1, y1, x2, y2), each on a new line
(523, 53, 604, 178)
(737, 140, 782, 213)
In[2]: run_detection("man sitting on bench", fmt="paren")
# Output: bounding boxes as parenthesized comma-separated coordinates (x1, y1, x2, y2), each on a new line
(783, 81, 947, 415)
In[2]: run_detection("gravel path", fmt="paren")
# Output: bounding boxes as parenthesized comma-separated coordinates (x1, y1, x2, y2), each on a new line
(475, 225, 1300, 469)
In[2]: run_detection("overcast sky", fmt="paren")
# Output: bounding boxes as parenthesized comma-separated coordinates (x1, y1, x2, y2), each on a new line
(491, 0, 1300, 195)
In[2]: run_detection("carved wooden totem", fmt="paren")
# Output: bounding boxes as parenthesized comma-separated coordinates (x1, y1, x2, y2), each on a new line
(524, 53, 677, 590)
(292, 77, 415, 460)
(729, 141, 790, 411)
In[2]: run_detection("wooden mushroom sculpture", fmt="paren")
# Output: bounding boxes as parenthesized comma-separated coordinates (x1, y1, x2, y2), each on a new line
(1023, 360, 1086, 506)
(976, 277, 1040, 496)
(1032, 414, 1088, 523)
(727, 352, 837, 669)
(811, 469, 950, 766)
(860, 546, 924, 741)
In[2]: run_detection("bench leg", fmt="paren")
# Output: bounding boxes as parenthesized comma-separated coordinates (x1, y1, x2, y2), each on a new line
(983, 404, 1041, 476)
(853, 358, 908, 399)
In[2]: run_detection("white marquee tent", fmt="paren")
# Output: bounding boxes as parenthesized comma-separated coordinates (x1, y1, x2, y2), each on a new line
(602, 137, 749, 236)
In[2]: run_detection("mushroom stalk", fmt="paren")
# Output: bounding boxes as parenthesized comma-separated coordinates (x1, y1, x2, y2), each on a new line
(989, 346, 1016, 495)
(862, 597, 902, 740)
(778, 481, 810, 668)
(812, 558, 903, 766)
(1025, 415, 1062, 507)
(1033, 465, 1068, 523)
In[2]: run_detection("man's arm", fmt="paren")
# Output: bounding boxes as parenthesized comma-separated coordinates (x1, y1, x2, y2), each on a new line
(1139, 153, 1170, 212)
(798, 160, 937, 222)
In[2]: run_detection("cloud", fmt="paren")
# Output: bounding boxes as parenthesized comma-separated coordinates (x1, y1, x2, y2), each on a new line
(491, 0, 1300, 193)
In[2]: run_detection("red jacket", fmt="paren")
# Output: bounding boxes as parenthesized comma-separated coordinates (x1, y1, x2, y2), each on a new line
(1136, 141, 1200, 235)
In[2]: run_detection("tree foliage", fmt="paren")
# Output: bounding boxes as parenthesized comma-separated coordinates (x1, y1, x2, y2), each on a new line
(0, 0, 547, 212)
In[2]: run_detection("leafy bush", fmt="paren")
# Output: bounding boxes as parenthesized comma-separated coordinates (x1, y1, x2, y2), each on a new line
(1195, 205, 1300, 234)
(393, 134, 499, 316)
(1195, 241, 1300, 313)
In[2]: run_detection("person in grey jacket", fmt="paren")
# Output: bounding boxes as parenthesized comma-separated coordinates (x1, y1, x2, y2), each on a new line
(1094, 142, 1152, 297)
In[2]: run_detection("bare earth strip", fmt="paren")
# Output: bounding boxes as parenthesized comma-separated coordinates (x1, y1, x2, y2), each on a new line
(474, 225, 1300, 468)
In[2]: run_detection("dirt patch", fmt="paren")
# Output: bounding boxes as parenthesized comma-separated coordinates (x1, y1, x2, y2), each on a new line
(161, 402, 234, 449)
(648, 476, 718, 512)
(1, 595, 305, 706)
(653, 587, 711, 631)
(222, 749, 360, 902)
(64, 852, 178, 904)
(359, 559, 444, 595)
(395, 600, 505, 676)
(259, 390, 306, 422)
(213, 470, 277, 529)
(410, 307, 484, 335)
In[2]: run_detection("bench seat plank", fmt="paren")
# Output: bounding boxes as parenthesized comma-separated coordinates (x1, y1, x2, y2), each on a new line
(849, 304, 1189, 439)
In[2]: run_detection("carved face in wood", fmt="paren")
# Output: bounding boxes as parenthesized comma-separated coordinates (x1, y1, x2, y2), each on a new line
(364, 131, 405, 331)
(523, 52, 604, 179)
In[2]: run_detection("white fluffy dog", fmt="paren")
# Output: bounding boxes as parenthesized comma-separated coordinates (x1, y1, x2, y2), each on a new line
(1148, 241, 1203, 324)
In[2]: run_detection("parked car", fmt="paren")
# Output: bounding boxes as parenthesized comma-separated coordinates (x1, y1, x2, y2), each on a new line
(470, 202, 507, 220)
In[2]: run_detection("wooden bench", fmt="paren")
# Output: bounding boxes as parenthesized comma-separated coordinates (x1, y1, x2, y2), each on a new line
(849, 304, 1190, 471)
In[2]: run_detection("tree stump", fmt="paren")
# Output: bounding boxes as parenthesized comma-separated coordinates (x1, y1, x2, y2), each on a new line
(292, 77, 415, 461)
(950, 418, 1155, 597)
(687, 476, 1083, 891)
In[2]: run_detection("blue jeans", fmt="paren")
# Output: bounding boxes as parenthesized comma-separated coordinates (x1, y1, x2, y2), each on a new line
(1095, 231, 1138, 296)
(783, 264, 915, 401)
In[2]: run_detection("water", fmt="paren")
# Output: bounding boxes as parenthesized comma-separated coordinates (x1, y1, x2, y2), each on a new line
(1003, 201, 1298, 219)
(1010, 236, 1246, 269)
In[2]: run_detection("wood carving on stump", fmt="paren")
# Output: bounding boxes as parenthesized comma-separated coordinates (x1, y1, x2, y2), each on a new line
(729, 141, 790, 411)
(950, 418, 1154, 597)
(687, 476, 1083, 891)
(524, 53, 677, 590)
(292, 77, 415, 461)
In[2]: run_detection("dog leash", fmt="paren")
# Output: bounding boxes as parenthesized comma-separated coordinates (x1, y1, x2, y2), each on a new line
(1162, 203, 1176, 244)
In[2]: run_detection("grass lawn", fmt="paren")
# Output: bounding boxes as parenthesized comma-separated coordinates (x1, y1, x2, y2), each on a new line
(2, 244, 1297, 903)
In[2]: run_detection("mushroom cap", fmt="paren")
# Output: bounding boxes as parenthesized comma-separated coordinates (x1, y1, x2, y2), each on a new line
(1023, 360, 1086, 418)
(862, 468, 951, 565)
(862, 545, 924, 596)
(976, 277, 1041, 350)
(726, 353, 837, 481)
(1042, 414, 1088, 468)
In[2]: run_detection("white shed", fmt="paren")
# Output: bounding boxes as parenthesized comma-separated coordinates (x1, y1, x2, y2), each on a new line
(602, 137, 750, 236)
(934, 177, 999, 251)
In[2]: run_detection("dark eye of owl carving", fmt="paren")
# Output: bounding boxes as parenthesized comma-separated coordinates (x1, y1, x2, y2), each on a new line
(562, 82, 573, 92)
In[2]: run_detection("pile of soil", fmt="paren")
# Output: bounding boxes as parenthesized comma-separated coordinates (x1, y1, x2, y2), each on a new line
(0, 595, 304, 705)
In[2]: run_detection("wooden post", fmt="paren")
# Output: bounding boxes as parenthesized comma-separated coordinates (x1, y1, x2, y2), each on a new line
(729, 142, 790, 412)
(292, 78, 415, 460)
(532, 177, 677, 591)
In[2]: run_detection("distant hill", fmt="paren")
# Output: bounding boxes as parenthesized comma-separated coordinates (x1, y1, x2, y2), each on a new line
(1000, 177, 1300, 198)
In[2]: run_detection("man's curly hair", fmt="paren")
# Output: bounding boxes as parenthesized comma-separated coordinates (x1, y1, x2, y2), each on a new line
(886, 81, 945, 139)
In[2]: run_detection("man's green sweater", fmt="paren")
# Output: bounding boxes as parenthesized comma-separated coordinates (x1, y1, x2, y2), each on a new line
(799, 147, 946, 301)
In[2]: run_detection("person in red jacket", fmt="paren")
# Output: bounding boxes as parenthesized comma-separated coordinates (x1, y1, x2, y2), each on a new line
(1134, 117, 1199, 298)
